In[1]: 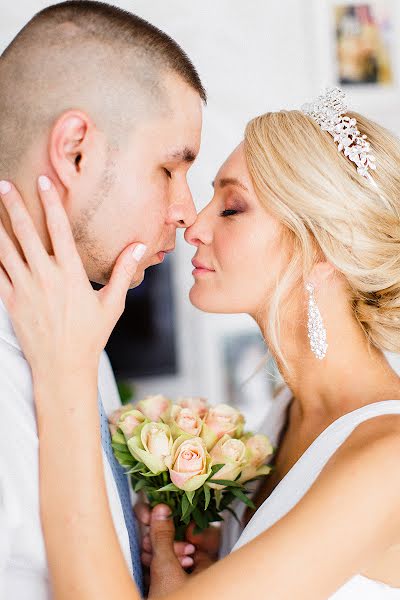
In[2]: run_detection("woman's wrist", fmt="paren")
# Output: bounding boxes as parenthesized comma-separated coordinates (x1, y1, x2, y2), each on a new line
(33, 362, 101, 428)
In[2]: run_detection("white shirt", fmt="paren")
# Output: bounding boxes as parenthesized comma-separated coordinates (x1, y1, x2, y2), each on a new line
(0, 300, 132, 599)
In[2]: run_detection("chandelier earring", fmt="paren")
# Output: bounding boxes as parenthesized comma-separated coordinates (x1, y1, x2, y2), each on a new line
(305, 282, 328, 360)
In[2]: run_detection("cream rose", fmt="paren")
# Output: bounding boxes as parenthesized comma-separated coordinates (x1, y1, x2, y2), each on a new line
(166, 435, 211, 492)
(208, 435, 247, 490)
(136, 394, 172, 422)
(202, 404, 244, 450)
(128, 422, 172, 474)
(176, 396, 209, 419)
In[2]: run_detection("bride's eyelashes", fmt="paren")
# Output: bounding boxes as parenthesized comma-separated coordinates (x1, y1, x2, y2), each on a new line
(220, 208, 239, 217)
(219, 199, 247, 218)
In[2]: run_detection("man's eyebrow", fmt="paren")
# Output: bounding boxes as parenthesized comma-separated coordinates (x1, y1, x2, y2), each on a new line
(211, 177, 249, 192)
(167, 147, 197, 163)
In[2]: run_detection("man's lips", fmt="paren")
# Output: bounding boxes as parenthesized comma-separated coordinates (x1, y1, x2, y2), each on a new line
(192, 258, 215, 275)
(157, 247, 175, 263)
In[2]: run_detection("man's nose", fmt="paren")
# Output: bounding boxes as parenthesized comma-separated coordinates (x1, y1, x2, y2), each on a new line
(166, 193, 197, 229)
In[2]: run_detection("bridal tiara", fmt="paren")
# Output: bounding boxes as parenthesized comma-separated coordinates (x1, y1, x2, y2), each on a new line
(301, 87, 378, 187)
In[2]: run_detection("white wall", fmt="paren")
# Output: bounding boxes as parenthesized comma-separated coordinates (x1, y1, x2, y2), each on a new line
(2, 1, 400, 408)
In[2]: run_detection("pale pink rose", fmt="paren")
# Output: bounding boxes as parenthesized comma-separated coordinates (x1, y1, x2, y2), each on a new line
(238, 434, 273, 484)
(208, 435, 247, 490)
(176, 396, 209, 419)
(166, 436, 212, 492)
(170, 406, 203, 437)
(118, 409, 147, 440)
(108, 403, 134, 436)
(245, 434, 273, 466)
(202, 404, 244, 449)
(136, 395, 171, 422)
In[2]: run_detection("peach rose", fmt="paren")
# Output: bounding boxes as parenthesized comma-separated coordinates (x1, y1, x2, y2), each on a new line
(176, 396, 209, 419)
(128, 422, 172, 474)
(166, 435, 212, 492)
(208, 435, 247, 490)
(118, 409, 147, 440)
(239, 434, 273, 484)
(169, 406, 203, 438)
(202, 404, 244, 450)
(108, 403, 135, 437)
(136, 394, 172, 422)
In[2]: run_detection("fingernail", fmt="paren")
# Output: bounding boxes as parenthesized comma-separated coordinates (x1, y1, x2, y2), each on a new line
(0, 181, 11, 195)
(131, 244, 147, 261)
(184, 544, 195, 555)
(152, 504, 171, 521)
(181, 557, 194, 568)
(38, 175, 51, 191)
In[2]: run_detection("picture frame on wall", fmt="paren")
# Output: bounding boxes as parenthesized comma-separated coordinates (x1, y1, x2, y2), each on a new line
(334, 1, 394, 86)
(308, 0, 400, 112)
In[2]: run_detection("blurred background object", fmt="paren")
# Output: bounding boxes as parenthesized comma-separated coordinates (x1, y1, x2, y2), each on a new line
(2, 1, 400, 425)
(335, 2, 393, 85)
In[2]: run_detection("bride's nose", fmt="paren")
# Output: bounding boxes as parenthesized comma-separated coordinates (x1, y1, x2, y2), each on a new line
(184, 207, 213, 247)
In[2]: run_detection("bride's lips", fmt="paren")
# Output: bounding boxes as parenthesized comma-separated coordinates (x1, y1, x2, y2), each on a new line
(192, 258, 215, 276)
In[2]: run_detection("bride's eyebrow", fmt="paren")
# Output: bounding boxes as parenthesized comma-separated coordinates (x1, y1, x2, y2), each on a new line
(211, 177, 249, 192)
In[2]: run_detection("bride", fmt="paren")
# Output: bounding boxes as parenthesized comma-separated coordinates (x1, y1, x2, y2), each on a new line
(1, 89, 400, 599)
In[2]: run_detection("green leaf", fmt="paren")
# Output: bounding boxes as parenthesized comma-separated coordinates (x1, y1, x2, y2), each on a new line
(181, 494, 194, 522)
(192, 507, 209, 531)
(157, 483, 180, 493)
(186, 490, 195, 505)
(111, 442, 129, 453)
(214, 489, 223, 510)
(203, 485, 211, 510)
(134, 479, 147, 492)
(232, 488, 255, 509)
(208, 479, 243, 488)
(126, 463, 146, 475)
(207, 464, 224, 480)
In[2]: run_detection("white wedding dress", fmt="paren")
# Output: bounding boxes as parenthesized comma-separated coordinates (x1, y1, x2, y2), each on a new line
(228, 386, 400, 598)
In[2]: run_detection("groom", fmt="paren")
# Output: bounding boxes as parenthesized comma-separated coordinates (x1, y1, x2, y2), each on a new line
(0, 2, 205, 598)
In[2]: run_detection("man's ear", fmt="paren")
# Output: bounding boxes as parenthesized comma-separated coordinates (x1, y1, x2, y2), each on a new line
(48, 111, 91, 188)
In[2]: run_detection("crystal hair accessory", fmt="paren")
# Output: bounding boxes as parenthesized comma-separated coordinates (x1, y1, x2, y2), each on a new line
(301, 87, 377, 185)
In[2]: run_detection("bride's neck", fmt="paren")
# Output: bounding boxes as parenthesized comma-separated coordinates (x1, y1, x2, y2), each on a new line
(259, 316, 400, 423)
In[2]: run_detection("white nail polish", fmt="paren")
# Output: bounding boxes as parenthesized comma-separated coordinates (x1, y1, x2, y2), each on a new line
(38, 175, 51, 191)
(131, 244, 147, 261)
(0, 181, 11, 195)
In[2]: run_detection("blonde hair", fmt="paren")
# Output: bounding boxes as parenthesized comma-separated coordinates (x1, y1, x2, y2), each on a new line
(244, 110, 400, 366)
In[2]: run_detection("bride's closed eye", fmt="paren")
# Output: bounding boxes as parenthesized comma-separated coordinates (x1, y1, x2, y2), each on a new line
(220, 208, 239, 217)
(219, 198, 247, 218)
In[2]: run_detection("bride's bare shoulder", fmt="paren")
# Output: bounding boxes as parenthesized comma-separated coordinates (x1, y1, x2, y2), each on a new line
(326, 409, 400, 490)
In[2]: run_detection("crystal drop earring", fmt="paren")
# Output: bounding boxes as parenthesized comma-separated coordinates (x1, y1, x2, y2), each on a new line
(305, 282, 328, 360)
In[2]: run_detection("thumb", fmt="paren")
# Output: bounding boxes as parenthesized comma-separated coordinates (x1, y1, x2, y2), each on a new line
(100, 243, 147, 312)
(149, 505, 187, 598)
(149, 504, 175, 557)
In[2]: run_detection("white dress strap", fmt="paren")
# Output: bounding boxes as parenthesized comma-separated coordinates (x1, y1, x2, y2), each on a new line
(233, 399, 400, 552)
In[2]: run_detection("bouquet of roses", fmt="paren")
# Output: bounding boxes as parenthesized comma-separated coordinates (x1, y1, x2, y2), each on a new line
(109, 394, 273, 539)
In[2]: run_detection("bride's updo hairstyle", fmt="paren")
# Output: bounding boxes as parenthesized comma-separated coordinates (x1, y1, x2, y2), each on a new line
(244, 110, 400, 364)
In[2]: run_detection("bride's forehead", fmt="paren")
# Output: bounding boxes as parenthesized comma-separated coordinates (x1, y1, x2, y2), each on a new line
(213, 142, 249, 185)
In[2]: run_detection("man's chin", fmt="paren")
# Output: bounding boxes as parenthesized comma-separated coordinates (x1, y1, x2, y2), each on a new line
(129, 270, 145, 289)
